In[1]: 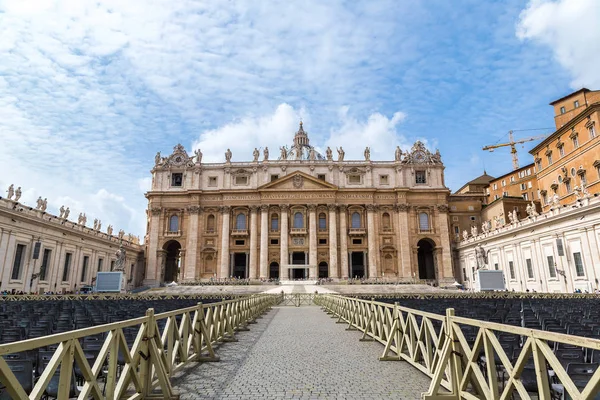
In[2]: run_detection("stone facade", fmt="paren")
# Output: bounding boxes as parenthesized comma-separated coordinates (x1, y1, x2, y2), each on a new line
(144, 123, 453, 285)
(0, 197, 144, 293)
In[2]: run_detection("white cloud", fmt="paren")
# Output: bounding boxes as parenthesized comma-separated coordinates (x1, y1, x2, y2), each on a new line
(325, 108, 409, 160)
(192, 104, 412, 163)
(192, 104, 303, 163)
(516, 0, 600, 88)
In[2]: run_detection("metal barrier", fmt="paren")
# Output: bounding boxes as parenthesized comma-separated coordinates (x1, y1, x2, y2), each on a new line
(280, 293, 316, 307)
(316, 294, 600, 400)
(0, 294, 280, 399)
(0, 293, 253, 302)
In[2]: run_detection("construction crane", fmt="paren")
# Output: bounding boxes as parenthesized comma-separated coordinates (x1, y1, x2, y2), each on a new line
(482, 130, 549, 170)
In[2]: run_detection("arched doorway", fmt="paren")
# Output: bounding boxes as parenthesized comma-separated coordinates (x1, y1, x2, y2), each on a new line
(163, 240, 181, 282)
(269, 262, 279, 280)
(383, 254, 395, 277)
(318, 261, 328, 279)
(417, 239, 436, 280)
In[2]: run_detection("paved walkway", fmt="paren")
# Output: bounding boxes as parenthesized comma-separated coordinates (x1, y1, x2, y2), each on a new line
(172, 303, 431, 399)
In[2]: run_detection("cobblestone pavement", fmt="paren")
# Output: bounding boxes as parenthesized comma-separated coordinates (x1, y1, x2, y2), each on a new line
(172, 305, 431, 399)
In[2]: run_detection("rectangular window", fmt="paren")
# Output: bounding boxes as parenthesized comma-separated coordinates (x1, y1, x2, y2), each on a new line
(348, 174, 361, 184)
(39, 248, 52, 281)
(547, 154, 553, 165)
(317, 174, 326, 181)
(566, 181, 572, 193)
(352, 238, 362, 245)
(590, 126, 596, 139)
(468, 206, 474, 211)
(493, 183, 497, 190)
(547, 255, 556, 278)
(508, 261, 515, 280)
(522, 193, 528, 200)
(97, 258, 103, 272)
(110, 260, 115, 271)
(573, 252, 585, 277)
(270, 239, 279, 245)
(494, 263, 499, 271)
(235, 176, 248, 185)
(271, 174, 279, 182)
(454, 226, 459, 234)
(502, 180, 506, 187)
(171, 173, 183, 187)
(574, 100, 579, 108)
(559, 146, 565, 157)
(62, 252, 72, 282)
(560, 106, 566, 114)
(318, 238, 327, 245)
(528, 182, 532, 188)
(581, 173, 587, 185)
(536, 160, 542, 171)
(81, 256, 89, 282)
(452, 216, 459, 221)
(494, 194, 499, 200)
(415, 171, 427, 184)
(520, 183, 526, 190)
(573, 136, 579, 149)
(503, 191, 509, 197)
(208, 176, 217, 187)
(510, 176, 515, 183)
(526, 259, 534, 279)
(380, 175, 389, 185)
(234, 239, 245, 246)
(11, 244, 26, 280)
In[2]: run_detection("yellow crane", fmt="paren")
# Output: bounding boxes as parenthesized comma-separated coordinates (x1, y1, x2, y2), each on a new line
(482, 130, 548, 170)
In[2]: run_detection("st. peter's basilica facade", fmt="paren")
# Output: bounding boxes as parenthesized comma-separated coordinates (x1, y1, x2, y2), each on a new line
(144, 123, 453, 286)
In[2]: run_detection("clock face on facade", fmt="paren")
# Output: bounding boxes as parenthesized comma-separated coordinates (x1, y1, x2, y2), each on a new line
(414, 151, 426, 162)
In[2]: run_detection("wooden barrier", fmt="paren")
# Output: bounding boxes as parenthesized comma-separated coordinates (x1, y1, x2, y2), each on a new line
(316, 294, 600, 400)
(0, 294, 280, 399)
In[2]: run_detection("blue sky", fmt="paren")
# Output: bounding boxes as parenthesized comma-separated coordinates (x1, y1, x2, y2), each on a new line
(1, 0, 598, 238)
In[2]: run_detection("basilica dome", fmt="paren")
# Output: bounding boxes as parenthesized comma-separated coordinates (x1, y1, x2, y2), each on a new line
(278, 122, 325, 161)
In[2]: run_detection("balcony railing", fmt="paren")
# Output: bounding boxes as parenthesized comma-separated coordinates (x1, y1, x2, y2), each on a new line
(290, 227, 307, 235)
(165, 230, 182, 237)
(231, 229, 248, 236)
(348, 228, 366, 235)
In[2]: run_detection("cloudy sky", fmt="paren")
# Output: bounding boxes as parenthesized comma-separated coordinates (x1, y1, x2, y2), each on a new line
(1, 0, 598, 238)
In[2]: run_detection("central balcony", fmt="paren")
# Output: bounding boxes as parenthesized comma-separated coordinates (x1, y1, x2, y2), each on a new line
(231, 229, 248, 236)
(290, 227, 307, 235)
(348, 228, 366, 236)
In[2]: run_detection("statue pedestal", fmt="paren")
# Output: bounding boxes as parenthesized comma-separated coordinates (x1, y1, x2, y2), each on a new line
(475, 270, 505, 292)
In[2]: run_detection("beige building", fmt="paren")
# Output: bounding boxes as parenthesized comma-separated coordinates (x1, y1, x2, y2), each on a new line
(0, 197, 144, 293)
(531, 89, 600, 212)
(144, 123, 454, 286)
(487, 163, 539, 203)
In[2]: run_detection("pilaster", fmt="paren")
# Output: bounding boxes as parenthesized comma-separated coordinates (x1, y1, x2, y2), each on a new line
(249, 205, 259, 279)
(308, 204, 317, 278)
(280, 204, 289, 277)
(219, 206, 231, 278)
(339, 205, 348, 279)
(183, 206, 201, 281)
(259, 205, 269, 279)
(328, 204, 338, 278)
(366, 204, 377, 278)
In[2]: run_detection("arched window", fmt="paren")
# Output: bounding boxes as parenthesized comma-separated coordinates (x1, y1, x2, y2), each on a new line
(294, 212, 304, 228)
(169, 215, 179, 232)
(206, 215, 215, 232)
(351, 212, 361, 229)
(319, 213, 327, 230)
(235, 213, 247, 230)
(382, 212, 391, 230)
(419, 212, 429, 231)
(271, 214, 279, 231)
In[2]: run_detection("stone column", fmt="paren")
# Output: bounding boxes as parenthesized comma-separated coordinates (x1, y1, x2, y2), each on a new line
(308, 204, 317, 278)
(280, 205, 289, 276)
(579, 228, 596, 286)
(249, 206, 259, 279)
(366, 204, 377, 278)
(0, 230, 13, 290)
(339, 205, 349, 279)
(436, 205, 454, 284)
(328, 204, 338, 278)
(183, 206, 201, 282)
(395, 204, 411, 279)
(259, 205, 269, 279)
(144, 207, 162, 286)
(219, 206, 231, 278)
(586, 228, 600, 290)
(157, 249, 167, 282)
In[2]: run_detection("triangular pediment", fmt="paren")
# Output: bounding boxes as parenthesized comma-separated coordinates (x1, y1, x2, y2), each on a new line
(258, 171, 338, 191)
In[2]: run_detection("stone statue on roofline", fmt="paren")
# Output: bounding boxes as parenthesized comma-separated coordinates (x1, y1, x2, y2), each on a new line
(326, 146, 333, 161)
(462, 230, 469, 241)
(194, 149, 202, 164)
(364, 147, 371, 161)
(41, 198, 48, 212)
(475, 244, 488, 270)
(280, 146, 288, 160)
(395, 146, 402, 161)
(253, 148, 260, 162)
(14, 187, 22, 202)
(225, 148, 232, 162)
(6, 184, 14, 200)
(155, 152, 161, 166)
(59, 205, 65, 218)
(471, 225, 478, 237)
(337, 147, 345, 162)
(526, 201, 539, 217)
(263, 147, 269, 161)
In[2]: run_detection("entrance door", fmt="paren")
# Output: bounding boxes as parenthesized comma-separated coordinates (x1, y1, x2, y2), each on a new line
(269, 262, 279, 279)
(318, 262, 328, 278)
(292, 269, 306, 279)
(292, 252, 306, 265)
(350, 252, 365, 278)
(232, 253, 247, 278)
(417, 239, 436, 280)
